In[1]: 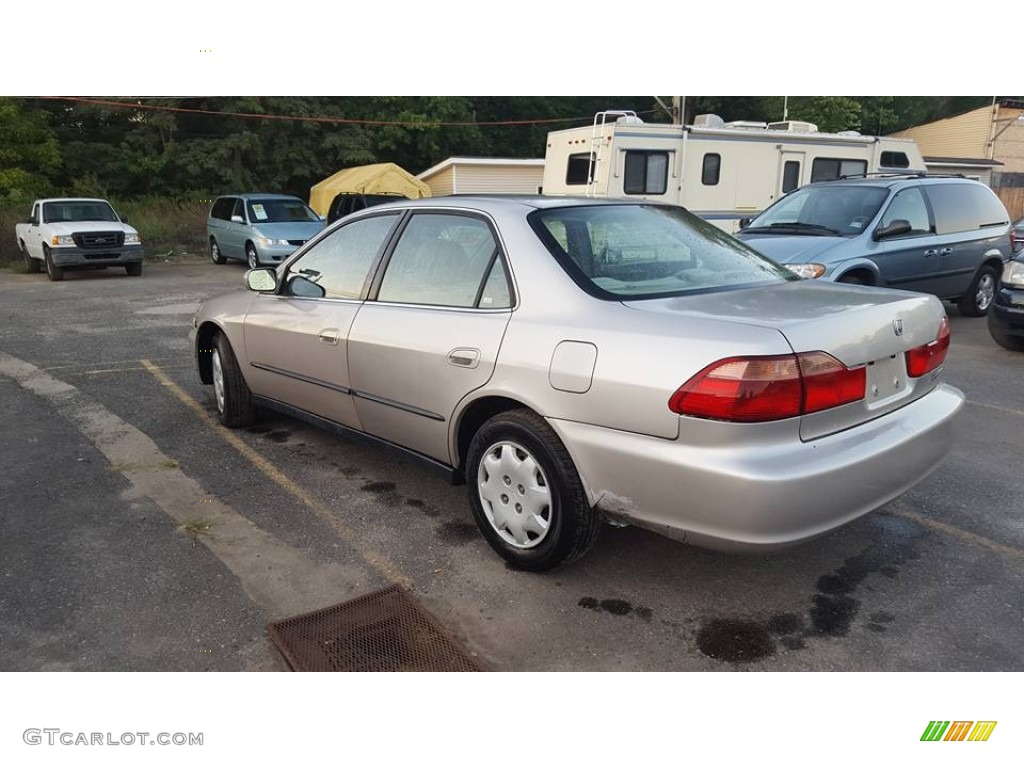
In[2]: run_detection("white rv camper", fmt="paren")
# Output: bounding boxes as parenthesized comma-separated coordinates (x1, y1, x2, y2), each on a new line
(542, 111, 927, 231)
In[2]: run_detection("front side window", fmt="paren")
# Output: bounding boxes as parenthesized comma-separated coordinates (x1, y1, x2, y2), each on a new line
(286, 214, 399, 299)
(879, 187, 931, 235)
(746, 185, 889, 236)
(377, 214, 508, 308)
(529, 204, 796, 300)
(810, 157, 868, 183)
(624, 151, 669, 195)
(247, 198, 319, 224)
(566, 153, 595, 185)
(231, 199, 245, 221)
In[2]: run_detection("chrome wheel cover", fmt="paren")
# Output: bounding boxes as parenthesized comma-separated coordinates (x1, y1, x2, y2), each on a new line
(976, 273, 995, 312)
(247, 248, 258, 270)
(477, 441, 552, 549)
(211, 348, 226, 414)
(210, 240, 220, 263)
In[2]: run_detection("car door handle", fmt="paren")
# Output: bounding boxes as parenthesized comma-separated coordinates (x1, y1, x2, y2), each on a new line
(318, 328, 340, 345)
(448, 348, 480, 368)
(923, 249, 939, 258)
(939, 247, 953, 255)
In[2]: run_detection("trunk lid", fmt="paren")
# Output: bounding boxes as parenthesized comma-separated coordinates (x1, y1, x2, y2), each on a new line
(624, 280, 948, 440)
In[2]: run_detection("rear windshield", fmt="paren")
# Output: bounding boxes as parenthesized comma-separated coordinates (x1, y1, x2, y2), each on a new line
(246, 198, 319, 223)
(43, 201, 118, 223)
(747, 185, 890, 236)
(529, 205, 797, 300)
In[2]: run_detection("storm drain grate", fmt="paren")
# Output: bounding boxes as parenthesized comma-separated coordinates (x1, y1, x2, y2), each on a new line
(267, 585, 483, 672)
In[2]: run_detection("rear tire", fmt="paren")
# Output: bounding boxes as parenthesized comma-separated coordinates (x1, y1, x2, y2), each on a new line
(466, 409, 600, 571)
(958, 265, 997, 317)
(125, 262, 143, 277)
(43, 246, 64, 282)
(210, 238, 226, 265)
(20, 242, 40, 273)
(211, 332, 256, 427)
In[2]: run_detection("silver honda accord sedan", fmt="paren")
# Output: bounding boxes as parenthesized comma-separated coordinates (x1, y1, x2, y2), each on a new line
(190, 196, 964, 571)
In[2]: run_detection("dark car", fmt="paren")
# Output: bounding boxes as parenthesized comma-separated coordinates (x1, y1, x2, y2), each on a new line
(988, 255, 1024, 351)
(326, 193, 405, 225)
(738, 175, 1013, 316)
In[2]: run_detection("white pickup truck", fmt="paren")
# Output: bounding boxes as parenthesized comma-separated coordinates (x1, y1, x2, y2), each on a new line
(15, 198, 144, 281)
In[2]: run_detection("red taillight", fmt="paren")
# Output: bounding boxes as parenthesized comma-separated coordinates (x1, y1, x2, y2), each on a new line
(669, 352, 865, 423)
(905, 316, 950, 378)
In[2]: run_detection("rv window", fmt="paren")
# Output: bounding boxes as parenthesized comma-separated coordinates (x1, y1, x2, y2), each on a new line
(810, 158, 868, 183)
(566, 153, 595, 185)
(782, 161, 801, 193)
(701, 153, 721, 186)
(624, 151, 669, 195)
(880, 151, 910, 168)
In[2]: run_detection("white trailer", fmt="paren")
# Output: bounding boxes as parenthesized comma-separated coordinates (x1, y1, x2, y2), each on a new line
(542, 111, 927, 231)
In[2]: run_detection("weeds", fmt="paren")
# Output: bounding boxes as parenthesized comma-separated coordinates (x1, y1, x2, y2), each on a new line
(178, 518, 214, 546)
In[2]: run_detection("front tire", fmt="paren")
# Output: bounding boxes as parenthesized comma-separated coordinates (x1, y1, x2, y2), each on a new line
(211, 333, 256, 427)
(125, 262, 143, 277)
(20, 242, 40, 273)
(988, 314, 1024, 352)
(246, 242, 259, 270)
(958, 265, 997, 317)
(466, 409, 599, 571)
(210, 238, 226, 265)
(43, 246, 64, 282)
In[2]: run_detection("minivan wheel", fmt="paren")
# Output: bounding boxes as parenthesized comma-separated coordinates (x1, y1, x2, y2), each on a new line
(211, 333, 256, 427)
(210, 238, 226, 265)
(958, 265, 997, 317)
(246, 243, 259, 270)
(466, 409, 600, 571)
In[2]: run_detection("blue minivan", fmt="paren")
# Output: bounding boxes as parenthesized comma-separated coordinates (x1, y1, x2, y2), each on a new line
(738, 175, 1013, 316)
(208, 193, 325, 269)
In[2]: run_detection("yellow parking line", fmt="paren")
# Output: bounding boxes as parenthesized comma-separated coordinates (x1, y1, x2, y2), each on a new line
(85, 364, 193, 375)
(889, 505, 1024, 561)
(140, 358, 412, 588)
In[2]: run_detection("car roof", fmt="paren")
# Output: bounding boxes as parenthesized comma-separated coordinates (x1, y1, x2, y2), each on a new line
(805, 175, 985, 191)
(354, 195, 665, 212)
(217, 193, 306, 201)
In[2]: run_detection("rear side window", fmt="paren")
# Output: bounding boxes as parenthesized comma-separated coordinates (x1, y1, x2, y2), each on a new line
(624, 151, 669, 195)
(287, 214, 399, 299)
(566, 153, 595, 185)
(377, 214, 508, 308)
(926, 184, 1010, 235)
(810, 158, 868, 182)
(210, 198, 235, 220)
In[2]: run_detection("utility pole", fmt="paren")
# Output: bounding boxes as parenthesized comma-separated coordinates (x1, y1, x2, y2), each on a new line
(672, 96, 686, 125)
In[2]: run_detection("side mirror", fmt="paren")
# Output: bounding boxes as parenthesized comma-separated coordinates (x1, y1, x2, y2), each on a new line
(873, 219, 912, 241)
(287, 274, 326, 299)
(738, 217, 752, 230)
(231, 215, 244, 224)
(245, 268, 278, 292)
(120, 213, 129, 223)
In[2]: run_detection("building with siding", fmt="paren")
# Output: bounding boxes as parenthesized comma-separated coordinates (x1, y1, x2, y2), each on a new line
(417, 157, 545, 196)
(892, 99, 1024, 218)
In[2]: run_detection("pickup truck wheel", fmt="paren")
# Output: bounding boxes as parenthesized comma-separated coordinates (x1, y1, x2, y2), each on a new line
(125, 262, 143, 277)
(43, 246, 64, 282)
(246, 242, 259, 270)
(20, 243, 40, 273)
(211, 333, 256, 427)
(958, 265, 997, 317)
(466, 409, 600, 571)
(210, 238, 226, 265)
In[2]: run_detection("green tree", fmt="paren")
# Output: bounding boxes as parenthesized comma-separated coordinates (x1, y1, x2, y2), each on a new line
(0, 98, 61, 203)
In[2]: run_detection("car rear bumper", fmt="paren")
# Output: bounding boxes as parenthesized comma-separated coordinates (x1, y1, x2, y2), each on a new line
(50, 244, 144, 267)
(550, 383, 964, 551)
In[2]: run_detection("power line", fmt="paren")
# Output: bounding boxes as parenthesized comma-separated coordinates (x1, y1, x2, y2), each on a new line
(34, 96, 656, 128)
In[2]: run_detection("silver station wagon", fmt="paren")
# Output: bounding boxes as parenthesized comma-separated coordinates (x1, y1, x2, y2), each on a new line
(191, 197, 964, 571)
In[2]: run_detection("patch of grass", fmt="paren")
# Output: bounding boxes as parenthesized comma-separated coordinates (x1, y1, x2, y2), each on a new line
(0, 261, 29, 274)
(178, 518, 214, 546)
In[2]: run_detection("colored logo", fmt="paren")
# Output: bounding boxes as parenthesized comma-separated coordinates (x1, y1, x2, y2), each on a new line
(921, 721, 997, 742)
